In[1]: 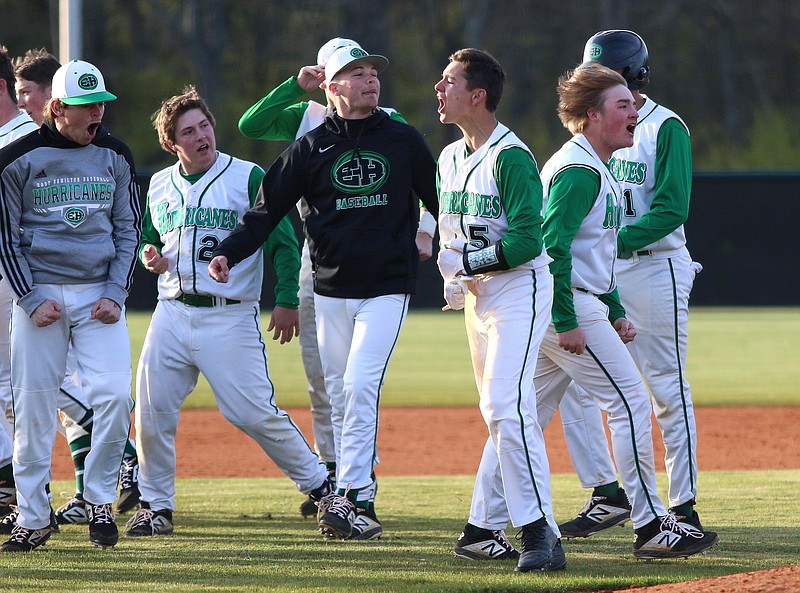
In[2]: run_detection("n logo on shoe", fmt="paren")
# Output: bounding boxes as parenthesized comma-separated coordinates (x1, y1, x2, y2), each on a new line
(480, 541, 508, 558)
(655, 530, 682, 549)
(586, 505, 614, 522)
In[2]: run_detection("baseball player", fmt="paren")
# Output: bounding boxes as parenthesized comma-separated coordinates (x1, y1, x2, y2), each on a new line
(533, 63, 717, 559)
(556, 30, 705, 538)
(0, 48, 138, 532)
(237, 37, 435, 519)
(434, 48, 564, 573)
(0, 59, 140, 552)
(2, 49, 141, 528)
(209, 46, 439, 541)
(0, 44, 39, 518)
(125, 87, 332, 538)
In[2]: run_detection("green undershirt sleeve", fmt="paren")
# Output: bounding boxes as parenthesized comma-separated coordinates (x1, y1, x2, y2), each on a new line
(494, 147, 545, 267)
(238, 76, 312, 141)
(138, 190, 164, 264)
(618, 118, 691, 252)
(543, 166, 600, 332)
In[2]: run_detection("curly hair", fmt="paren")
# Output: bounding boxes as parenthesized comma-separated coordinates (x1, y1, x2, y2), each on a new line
(151, 85, 216, 154)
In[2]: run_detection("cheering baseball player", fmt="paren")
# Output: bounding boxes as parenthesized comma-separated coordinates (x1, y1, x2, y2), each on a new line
(0, 50, 141, 534)
(210, 46, 438, 541)
(556, 29, 706, 538)
(0, 59, 140, 552)
(434, 48, 564, 573)
(532, 63, 717, 559)
(237, 37, 435, 519)
(125, 87, 332, 538)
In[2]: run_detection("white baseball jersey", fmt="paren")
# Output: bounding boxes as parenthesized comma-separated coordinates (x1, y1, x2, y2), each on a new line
(145, 152, 264, 302)
(438, 123, 551, 272)
(540, 134, 623, 295)
(611, 99, 689, 252)
(0, 111, 37, 149)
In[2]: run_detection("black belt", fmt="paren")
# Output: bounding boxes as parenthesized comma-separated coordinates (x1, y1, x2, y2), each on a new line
(574, 287, 599, 297)
(618, 250, 653, 259)
(176, 293, 240, 307)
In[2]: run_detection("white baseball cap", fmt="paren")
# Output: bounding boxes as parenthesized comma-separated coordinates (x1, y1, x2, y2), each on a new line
(51, 60, 117, 105)
(317, 37, 361, 66)
(324, 46, 388, 84)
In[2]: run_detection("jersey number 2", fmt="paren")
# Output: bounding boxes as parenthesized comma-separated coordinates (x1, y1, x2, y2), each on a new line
(198, 235, 219, 262)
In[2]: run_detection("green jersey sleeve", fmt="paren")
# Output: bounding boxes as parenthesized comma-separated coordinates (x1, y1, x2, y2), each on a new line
(249, 167, 300, 309)
(238, 76, 312, 141)
(598, 288, 626, 322)
(543, 166, 600, 332)
(495, 147, 545, 267)
(617, 118, 692, 252)
(138, 190, 164, 264)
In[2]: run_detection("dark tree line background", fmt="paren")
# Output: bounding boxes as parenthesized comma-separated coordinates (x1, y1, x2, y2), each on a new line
(1, 0, 799, 176)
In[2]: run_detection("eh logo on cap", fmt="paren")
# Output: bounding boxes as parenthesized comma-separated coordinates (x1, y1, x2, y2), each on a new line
(78, 73, 99, 91)
(587, 44, 603, 59)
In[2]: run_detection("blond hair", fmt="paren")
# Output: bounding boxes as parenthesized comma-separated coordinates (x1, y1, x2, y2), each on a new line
(557, 63, 627, 134)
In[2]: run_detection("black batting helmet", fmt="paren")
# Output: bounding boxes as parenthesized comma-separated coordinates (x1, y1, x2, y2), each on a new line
(582, 30, 650, 89)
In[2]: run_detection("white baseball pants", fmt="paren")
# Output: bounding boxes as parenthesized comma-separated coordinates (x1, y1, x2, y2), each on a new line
(135, 299, 327, 512)
(464, 267, 558, 533)
(298, 242, 335, 465)
(559, 250, 700, 508)
(314, 293, 408, 499)
(536, 290, 668, 529)
(11, 283, 133, 529)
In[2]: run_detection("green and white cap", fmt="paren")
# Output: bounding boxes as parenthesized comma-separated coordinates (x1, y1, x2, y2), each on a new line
(324, 46, 388, 83)
(317, 37, 361, 66)
(51, 60, 117, 105)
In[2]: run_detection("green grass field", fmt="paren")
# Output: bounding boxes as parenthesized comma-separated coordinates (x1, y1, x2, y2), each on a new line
(126, 306, 800, 408)
(0, 307, 795, 592)
(1, 472, 798, 593)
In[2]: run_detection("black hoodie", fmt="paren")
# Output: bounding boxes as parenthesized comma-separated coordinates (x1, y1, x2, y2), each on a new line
(214, 109, 438, 298)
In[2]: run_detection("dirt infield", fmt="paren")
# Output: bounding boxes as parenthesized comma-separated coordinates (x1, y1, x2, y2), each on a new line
(51, 405, 799, 592)
(52, 405, 800, 479)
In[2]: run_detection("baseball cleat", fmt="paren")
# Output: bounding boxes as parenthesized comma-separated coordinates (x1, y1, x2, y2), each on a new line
(0, 506, 18, 535)
(116, 456, 141, 514)
(124, 506, 174, 537)
(515, 518, 560, 573)
(0, 479, 16, 509)
(0, 524, 52, 552)
(87, 503, 118, 548)
(299, 495, 318, 518)
(633, 514, 719, 559)
(454, 525, 519, 560)
(558, 487, 631, 538)
(55, 493, 88, 525)
(317, 493, 355, 540)
(349, 507, 382, 541)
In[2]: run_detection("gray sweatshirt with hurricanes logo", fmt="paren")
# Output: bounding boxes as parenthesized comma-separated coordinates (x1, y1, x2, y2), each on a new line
(0, 120, 141, 316)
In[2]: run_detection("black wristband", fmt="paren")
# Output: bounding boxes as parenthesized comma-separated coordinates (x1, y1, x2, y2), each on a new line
(463, 242, 509, 275)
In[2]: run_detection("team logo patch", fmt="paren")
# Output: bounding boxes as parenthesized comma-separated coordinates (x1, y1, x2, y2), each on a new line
(587, 43, 603, 60)
(63, 206, 87, 227)
(331, 150, 389, 194)
(349, 47, 368, 59)
(77, 73, 99, 90)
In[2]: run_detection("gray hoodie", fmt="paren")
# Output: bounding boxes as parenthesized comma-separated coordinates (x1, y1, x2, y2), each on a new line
(0, 121, 141, 316)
